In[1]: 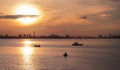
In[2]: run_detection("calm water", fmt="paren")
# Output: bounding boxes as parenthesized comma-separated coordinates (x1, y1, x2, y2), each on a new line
(0, 39, 120, 70)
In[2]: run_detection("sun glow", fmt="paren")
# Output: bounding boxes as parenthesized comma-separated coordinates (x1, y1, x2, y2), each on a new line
(23, 40, 33, 45)
(22, 40, 34, 55)
(22, 47, 33, 55)
(15, 5, 40, 24)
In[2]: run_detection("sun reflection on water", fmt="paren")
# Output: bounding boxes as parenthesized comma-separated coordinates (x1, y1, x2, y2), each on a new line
(21, 40, 35, 70)
(22, 47, 33, 55)
(22, 40, 34, 55)
(23, 40, 33, 45)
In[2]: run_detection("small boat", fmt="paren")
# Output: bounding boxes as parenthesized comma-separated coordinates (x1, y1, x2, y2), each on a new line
(34, 44, 41, 47)
(63, 52, 68, 57)
(72, 42, 83, 46)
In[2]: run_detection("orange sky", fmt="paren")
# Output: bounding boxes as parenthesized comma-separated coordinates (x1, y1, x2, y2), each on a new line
(0, 0, 120, 36)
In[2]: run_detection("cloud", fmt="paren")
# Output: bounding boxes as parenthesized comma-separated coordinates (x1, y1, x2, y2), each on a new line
(0, 15, 39, 19)
(0, 13, 3, 14)
(110, 0, 120, 2)
(79, 16, 87, 19)
(99, 13, 112, 18)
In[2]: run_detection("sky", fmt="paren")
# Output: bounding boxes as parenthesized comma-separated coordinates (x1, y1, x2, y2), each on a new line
(0, 0, 120, 36)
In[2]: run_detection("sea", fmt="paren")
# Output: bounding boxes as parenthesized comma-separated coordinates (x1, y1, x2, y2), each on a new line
(0, 39, 120, 70)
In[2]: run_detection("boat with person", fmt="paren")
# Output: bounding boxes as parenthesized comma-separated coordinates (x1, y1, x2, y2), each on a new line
(72, 42, 83, 46)
(34, 44, 41, 47)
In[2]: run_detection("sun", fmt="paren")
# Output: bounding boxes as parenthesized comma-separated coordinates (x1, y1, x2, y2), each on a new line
(15, 5, 40, 25)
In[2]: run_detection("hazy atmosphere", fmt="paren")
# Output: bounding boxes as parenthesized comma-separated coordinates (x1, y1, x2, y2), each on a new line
(0, 1, 120, 70)
(0, 0, 120, 36)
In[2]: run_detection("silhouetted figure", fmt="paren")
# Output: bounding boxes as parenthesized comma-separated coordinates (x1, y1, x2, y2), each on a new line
(63, 52, 68, 57)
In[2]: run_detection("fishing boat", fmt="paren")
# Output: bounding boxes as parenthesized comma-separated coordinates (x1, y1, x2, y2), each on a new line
(34, 44, 41, 47)
(72, 42, 83, 46)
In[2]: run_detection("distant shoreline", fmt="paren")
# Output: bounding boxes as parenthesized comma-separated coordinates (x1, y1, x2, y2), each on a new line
(0, 34, 120, 39)
(0, 38, 120, 39)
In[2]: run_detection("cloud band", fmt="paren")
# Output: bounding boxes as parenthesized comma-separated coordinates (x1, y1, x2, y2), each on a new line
(0, 15, 39, 19)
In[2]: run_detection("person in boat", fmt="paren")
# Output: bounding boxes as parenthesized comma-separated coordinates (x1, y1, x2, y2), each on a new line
(74, 42, 79, 45)
(63, 51, 68, 57)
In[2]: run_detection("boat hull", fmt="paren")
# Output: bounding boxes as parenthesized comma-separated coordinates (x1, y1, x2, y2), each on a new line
(34, 45, 40, 47)
(72, 44, 83, 46)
